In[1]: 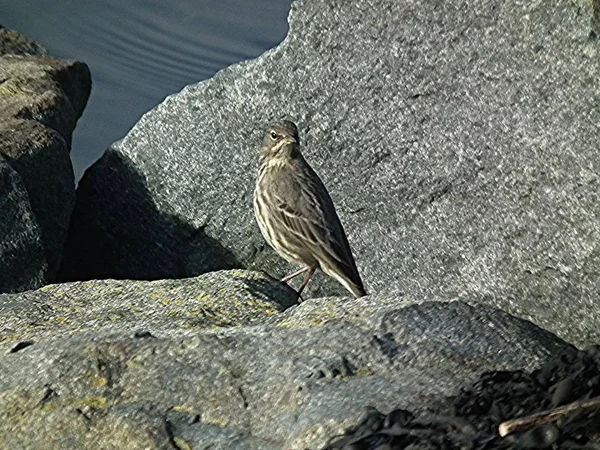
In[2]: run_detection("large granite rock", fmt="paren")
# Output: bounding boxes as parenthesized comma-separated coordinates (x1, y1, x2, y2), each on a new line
(59, 0, 599, 349)
(0, 26, 91, 292)
(0, 270, 574, 449)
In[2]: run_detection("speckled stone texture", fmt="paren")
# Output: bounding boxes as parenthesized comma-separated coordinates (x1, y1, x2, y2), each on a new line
(0, 270, 298, 344)
(60, 0, 599, 347)
(0, 26, 91, 292)
(0, 270, 574, 449)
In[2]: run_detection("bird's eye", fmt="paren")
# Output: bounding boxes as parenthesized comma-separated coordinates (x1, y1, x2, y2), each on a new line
(270, 131, 278, 140)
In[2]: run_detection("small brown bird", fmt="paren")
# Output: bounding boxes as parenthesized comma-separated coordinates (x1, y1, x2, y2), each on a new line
(253, 120, 366, 298)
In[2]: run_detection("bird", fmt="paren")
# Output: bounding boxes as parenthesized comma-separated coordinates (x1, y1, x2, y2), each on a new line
(253, 120, 366, 298)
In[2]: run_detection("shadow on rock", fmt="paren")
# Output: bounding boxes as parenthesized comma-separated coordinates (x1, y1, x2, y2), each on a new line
(239, 271, 299, 305)
(58, 150, 241, 281)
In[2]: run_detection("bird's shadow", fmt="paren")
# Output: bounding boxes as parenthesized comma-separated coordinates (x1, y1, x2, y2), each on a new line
(239, 273, 300, 308)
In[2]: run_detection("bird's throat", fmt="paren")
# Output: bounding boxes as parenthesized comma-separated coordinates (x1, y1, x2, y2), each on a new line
(261, 142, 299, 165)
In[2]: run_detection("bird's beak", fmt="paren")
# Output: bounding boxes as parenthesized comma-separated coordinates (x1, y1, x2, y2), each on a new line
(283, 136, 297, 144)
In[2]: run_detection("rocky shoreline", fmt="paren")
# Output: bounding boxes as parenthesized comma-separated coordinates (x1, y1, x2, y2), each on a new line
(1, 0, 599, 448)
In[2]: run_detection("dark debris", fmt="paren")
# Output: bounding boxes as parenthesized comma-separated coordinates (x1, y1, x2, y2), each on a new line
(326, 346, 600, 450)
(10, 340, 33, 353)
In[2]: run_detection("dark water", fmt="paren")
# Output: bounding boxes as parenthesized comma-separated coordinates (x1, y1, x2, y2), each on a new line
(0, 0, 292, 179)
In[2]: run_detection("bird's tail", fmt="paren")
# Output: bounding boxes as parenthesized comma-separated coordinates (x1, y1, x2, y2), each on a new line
(330, 270, 367, 298)
(348, 282, 367, 298)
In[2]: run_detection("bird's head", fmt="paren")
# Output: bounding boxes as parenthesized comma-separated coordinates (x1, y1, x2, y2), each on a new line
(260, 120, 300, 160)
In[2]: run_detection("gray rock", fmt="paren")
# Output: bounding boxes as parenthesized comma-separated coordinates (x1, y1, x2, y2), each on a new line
(0, 25, 48, 56)
(0, 270, 574, 449)
(0, 270, 298, 343)
(0, 27, 91, 292)
(60, 0, 599, 347)
(0, 159, 47, 292)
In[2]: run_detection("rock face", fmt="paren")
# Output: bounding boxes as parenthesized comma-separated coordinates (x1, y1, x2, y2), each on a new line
(59, 0, 599, 347)
(0, 26, 91, 293)
(0, 270, 575, 449)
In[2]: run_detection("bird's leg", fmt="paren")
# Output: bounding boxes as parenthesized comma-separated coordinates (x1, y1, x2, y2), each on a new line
(296, 265, 317, 297)
(281, 266, 311, 283)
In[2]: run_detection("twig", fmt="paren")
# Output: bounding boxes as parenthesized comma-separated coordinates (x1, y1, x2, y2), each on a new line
(498, 395, 600, 437)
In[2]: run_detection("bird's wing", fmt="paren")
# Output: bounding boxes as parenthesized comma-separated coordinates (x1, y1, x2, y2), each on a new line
(270, 158, 364, 292)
